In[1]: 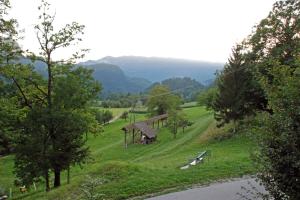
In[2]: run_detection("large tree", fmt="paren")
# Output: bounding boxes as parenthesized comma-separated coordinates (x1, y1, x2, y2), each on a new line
(248, 0, 300, 77)
(14, 69, 101, 188)
(213, 45, 266, 127)
(146, 84, 181, 116)
(255, 63, 300, 200)
(0, 0, 24, 155)
(247, 1, 300, 199)
(1, 0, 101, 191)
(167, 109, 189, 138)
(197, 87, 218, 110)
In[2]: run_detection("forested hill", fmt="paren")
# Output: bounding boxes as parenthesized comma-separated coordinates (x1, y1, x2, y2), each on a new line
(84, 63, 151, 95)
(82, 56, 224, 84)
(147, 77, 205, 101)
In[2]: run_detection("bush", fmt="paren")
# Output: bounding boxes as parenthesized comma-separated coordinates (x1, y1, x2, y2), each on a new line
(93, 110, 113, 124)
(199, 122, 235, 143)
(80, 175, 107, 200)
(197, 87, 218, 110)
(120, 111, 128, 121)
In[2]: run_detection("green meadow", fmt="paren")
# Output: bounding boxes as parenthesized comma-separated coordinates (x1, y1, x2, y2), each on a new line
(0, 106, 255, 199)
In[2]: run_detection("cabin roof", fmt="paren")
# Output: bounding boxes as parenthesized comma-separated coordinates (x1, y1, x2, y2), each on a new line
(134, 122, 156, 138)
(145, 114, 168, 124)
(121, 113, 168, 139)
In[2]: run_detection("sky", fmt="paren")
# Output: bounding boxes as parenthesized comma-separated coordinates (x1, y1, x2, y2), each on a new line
(9, 0, 277, 63)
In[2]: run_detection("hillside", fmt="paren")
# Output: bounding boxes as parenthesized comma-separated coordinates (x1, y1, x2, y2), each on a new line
(148, 77, 205, 101)
(84, 63, 151, 96)
(82, 56, 224, 84)
(0, 107, 255, 200)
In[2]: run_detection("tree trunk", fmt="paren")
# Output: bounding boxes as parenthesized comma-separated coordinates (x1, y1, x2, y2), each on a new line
(233, 120, 237, 133)
(124, 131, 127, 148)
(132, 129, 135, 144)
(54, 168, 61, 187)
(45, 170, 50, 192)
(67, 166, 70, 184)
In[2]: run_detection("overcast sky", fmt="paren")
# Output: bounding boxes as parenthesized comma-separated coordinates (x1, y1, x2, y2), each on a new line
(9, 0, 276, 63)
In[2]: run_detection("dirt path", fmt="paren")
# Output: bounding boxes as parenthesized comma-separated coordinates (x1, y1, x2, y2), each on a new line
(108, 113, 122, 123)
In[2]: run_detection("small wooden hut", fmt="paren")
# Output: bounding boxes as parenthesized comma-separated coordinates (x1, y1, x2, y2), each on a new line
(121, 114, 168, 148)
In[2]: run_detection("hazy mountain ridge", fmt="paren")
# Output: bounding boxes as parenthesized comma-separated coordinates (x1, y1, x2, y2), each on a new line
(21, 56, 223, 95)
(20, 58, 152, 96)
(86, 56, 224, 84)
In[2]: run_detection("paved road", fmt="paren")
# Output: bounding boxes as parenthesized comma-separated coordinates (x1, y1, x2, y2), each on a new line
(146, 178, 266, 200)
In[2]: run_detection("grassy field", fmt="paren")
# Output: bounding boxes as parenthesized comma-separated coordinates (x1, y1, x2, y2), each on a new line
(0, 106, 256, 200)
(92, 107, 129, 117)
(180, 101, 198, 108)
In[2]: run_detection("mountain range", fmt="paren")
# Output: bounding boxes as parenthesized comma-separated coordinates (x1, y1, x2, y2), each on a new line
(81, 56, 224, 83)
(21, 56, 224, 96)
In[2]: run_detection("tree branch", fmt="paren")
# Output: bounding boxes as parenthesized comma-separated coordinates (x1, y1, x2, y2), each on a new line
(24, 77, 48, 96)
(12, 77, 32, 109)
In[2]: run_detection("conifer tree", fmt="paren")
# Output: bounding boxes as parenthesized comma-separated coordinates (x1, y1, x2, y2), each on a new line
(214, 45, 250, 127)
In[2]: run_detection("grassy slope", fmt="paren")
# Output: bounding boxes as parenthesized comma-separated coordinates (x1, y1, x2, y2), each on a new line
(0, 107, 255, 200)
(104, 108, 129, 117)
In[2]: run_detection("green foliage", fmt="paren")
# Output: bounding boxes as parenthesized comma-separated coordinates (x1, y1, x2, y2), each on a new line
(213, 45, 267, 127)
(0, 97, 24, 155)
(80, 175, 106, 200)
(93, 109, 113, 124)
(120, 111, 128, 121)
(0, 107, 256, 200)
(249, 0, 300, 68)
(254, 65, 300, 200)
(243, 1, 300, 199)
(0, 0, 101, 191)
(148, 77, 204, 101)
(101, 93, 140, 108)
(206, 2, 300, 198)
(0, 0, 24, 155)
(213, 45, 251, 126)
(14, 67, 100, 187)
(197, 87, 218, 110)
(146, 85, 182, 116)
(0, 0, 21, 64)
(199, 122, 235, 144)
(167, 109, 190, 138)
